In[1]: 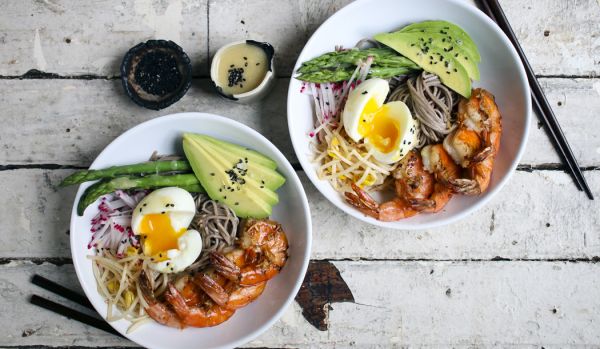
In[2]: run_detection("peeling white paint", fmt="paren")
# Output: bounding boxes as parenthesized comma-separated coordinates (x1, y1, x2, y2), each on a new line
(134, 0, 183, 44)
(33, 29, 47, 71)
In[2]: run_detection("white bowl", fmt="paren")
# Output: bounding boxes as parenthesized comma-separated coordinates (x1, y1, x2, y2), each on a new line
(70, 113, 312, 349)
(287, 0, 531, 230)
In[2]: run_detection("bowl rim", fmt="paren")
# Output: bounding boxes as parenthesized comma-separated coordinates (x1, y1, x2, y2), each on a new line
(69, 112, 313, 349)
(286, 0, 531, 230)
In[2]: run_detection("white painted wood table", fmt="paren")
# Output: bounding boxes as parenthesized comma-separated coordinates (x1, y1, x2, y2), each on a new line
(1, 0, 599, 348)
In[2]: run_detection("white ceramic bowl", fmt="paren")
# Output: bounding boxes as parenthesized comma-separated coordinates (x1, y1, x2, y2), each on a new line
(70, 113, 312, 349)
(287, 0, 531, 230)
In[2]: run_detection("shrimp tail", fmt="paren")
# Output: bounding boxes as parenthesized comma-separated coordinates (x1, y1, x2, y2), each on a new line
(345, 183, 381, 219)
(449, 178, 481, 195)
(472, 146, 493, 163)
(192, 273, 229, 306)
(210, 252, 241, 282)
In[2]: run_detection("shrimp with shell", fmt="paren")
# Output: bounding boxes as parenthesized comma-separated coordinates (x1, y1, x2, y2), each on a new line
(444, 88, 503, 195)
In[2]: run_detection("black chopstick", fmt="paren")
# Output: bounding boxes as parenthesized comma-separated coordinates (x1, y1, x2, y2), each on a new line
(476, 0, 594, 200)
(29, 294, 124, 338)
(32, 274, 94, 310)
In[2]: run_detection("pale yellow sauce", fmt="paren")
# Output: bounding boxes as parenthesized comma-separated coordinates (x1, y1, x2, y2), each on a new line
(216, 43, 268, 95)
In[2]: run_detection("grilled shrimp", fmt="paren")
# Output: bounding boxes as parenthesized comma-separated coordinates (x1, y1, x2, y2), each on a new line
(194, 258, 266, 310)
(444, 88, 502, 194)
(139, 271, 184, 329)
(418, 144, 461, 212)
(211, 219, 288, 286)
(165, 283, 234, 328)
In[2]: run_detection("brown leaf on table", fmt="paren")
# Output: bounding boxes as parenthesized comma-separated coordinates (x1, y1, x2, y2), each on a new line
(294, 260, 354, 331)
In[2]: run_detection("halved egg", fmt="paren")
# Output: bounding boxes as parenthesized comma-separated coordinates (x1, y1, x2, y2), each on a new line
(131, 187, 201, 273)
(342, 78, 419, 164)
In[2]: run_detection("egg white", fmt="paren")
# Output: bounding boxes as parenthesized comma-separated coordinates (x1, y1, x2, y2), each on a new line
(149, 229, 203, 273)
(342, 78, 390, 142)
(366, 101, 420, 164)
(131, 187, 196, 236)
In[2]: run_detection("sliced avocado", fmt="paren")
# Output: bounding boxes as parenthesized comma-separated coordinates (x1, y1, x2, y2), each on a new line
(183, 136, 273, 218)
(186, 133, 278, 170)
(186, 135, 279, 206)
(396, 33, 479, 80)
(400, 20, 481, 62)
(375, 31, 472, 98)
(199, 139, 286, 191)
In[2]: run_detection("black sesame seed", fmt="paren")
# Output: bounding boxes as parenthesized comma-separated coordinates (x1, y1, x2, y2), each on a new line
(139, 208, 142, 212)
(361, 90, 368, 95)
(165, 204, 170, 208)
(243, 56, 247, 60)
(234, 202, 239, 205)
(210, 173, 215, 176)
(245, 62, 248, 67)
(143, 203, 147, 206)
(260, 186, 264, 189)
(256, 62, 260, 66)
(161, 211, 166, 214)
(454, 68, 458, 72)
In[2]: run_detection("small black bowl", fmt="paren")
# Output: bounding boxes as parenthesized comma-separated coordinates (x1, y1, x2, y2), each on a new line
(120, 40, 192, 110)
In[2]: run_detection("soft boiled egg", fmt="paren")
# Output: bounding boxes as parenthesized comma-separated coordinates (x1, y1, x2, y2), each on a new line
(131, 187, 201, 273)
(342, 78, 419, 164)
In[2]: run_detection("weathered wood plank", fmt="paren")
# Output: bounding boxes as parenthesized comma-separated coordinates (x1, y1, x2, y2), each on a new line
(0, 0, 597, 76)
(0, 78, 598, 167)
(2, 261, 599, 347)
(0, 0, 209, 77)
(2, 169, 598, 260)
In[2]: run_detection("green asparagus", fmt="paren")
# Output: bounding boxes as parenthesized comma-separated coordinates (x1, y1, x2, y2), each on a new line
(77, 173, 204, 215)
(295, 66, 417, 83)
(296, 47, 421, 82)
(61, 160, 191, 186)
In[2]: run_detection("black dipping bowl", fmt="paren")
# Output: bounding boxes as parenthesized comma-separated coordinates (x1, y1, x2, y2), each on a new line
(120, 40, 192, 110)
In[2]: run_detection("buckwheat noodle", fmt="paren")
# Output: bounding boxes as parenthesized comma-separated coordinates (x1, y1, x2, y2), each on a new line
(388, 71, 459, 146)
(187, 194, 239, 271)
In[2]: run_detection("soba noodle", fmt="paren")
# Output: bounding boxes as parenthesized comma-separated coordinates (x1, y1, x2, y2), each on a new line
(187, 194, 239, 271)
(388, 71, 459, 146)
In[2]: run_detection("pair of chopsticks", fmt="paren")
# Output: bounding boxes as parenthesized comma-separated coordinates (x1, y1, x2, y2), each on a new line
(29, 274, 123, 338)
(474, 0, 594, 200)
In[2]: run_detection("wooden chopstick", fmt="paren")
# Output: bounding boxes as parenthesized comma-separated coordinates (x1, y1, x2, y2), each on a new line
(30, 274, 123, 338)
(32, 274, 94, 310)
(476, 0, 594, 200)
(29, 294, 124, 338)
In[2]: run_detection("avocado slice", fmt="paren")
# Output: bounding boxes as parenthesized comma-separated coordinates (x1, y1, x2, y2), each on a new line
(397, 33, 479, 80)
(185, 136, 279, 206)
(199, 138, 286, 191)
(190, 134, 278, 170)
(400, 20, 481, 62)
(375, 31, 472, 98)
(183, 136, 273, 218)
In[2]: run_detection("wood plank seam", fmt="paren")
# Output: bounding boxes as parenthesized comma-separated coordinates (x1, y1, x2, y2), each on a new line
(3, 257, 599, 266)
(0, 71, 598, 80)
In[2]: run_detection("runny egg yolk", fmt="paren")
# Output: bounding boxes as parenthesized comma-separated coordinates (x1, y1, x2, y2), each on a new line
(357, 98, 400, 153)
(139, 213, 186, 260)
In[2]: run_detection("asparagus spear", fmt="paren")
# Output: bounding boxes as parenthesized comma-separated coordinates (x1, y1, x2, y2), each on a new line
(296, 48, 419, 74)
(77, 173, 203, 215)
(296, 48, 420, 83)
(61, 160, 191, 186)
(296, 66, 416, 83)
